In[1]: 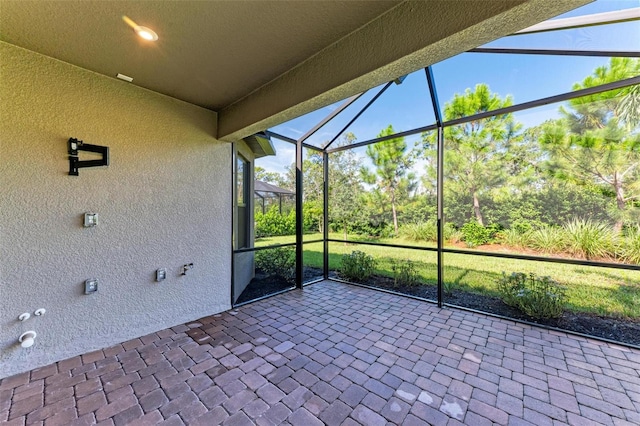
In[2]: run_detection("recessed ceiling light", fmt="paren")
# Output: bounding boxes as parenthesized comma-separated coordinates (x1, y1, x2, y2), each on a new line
(122, 15, 158, 41)
(134, 26, 158, 41)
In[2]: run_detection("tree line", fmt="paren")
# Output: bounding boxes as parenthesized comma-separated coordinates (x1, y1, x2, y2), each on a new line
(257, 58, 640, 243)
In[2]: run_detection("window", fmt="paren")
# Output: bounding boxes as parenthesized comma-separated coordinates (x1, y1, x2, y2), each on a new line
(236, 155, 250, 249)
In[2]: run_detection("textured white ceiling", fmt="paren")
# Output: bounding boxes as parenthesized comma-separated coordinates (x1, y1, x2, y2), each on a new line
(0, 0, 591, 139)
(0, 0, 401, 110)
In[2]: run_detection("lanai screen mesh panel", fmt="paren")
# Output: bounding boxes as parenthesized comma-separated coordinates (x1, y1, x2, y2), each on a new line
(250, 1, 640, 345)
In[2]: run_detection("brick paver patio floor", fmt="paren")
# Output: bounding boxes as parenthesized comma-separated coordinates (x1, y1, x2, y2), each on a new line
(2, 280, 639, 425)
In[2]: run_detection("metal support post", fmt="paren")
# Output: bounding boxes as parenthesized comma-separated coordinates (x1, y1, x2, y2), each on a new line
(296, 139, 303, 289)
(323, 151, 329, 279)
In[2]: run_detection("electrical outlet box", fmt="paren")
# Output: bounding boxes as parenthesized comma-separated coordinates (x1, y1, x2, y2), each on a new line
(156, 268, 167, 282)
(84, 279, 98, 294)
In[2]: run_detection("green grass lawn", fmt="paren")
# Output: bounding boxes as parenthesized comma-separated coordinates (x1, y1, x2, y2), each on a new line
(257, 233, 640, 319)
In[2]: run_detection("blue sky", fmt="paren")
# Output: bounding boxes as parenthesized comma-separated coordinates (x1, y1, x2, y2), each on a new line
(260, 0, 640, 176)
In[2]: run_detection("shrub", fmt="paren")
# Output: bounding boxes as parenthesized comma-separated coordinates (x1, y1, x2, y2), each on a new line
(303, 203, 322, 233)
(498, 272, 527, 308)
(401, 222, 437, 242)
(497, 272, 567, 319)
(391, 259, 420, 287)
(255, 247, 295, 284)
(527, 226, 566, 254)
(622, 225, 640, 265)
(498, 228, 526, 248)
(447, 229, 463, 245)
(401, 220, 457, 243)
(461, 221, 491, 247)
(564, 219, 616, 260)
(442, 223, 458, 242)
(373, 223, 396, 239)
(510, 219, 536, 235)
(255, 208, 295, 238)
(344, 219, 394, 238)
(339, 251, 376, 282)
(443, 280, 455, 295)
(486, 223, 503, 237)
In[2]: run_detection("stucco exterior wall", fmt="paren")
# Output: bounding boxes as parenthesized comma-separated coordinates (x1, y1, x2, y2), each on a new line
(0, 42, 231, 378)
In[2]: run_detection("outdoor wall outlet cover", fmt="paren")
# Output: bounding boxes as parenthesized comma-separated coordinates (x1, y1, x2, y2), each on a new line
(84, 279, 98, 294)
(83, 213, 98, 227)
(156, 268, 167, 282)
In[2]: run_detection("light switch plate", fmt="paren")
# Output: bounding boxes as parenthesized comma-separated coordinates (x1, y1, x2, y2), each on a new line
(156, 268, 167, 282)
(84, 279, 98, 294)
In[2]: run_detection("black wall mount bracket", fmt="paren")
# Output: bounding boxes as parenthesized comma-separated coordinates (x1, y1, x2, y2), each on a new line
(68, 138, 109, 176)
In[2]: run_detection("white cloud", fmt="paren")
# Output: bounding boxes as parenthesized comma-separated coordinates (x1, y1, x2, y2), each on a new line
(285, 127, 304, 135)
